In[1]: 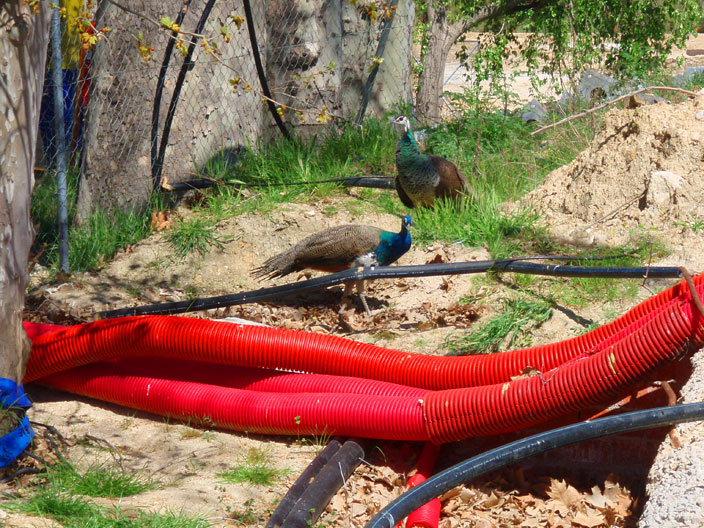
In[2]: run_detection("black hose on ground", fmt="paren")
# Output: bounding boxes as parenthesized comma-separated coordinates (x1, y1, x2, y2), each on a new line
(165, 175, 395, 192)
(266, 439, 342, 528)
(364, 402, 704, 528)
(98, 260, 682, 319)
(281, 439, 367, 528)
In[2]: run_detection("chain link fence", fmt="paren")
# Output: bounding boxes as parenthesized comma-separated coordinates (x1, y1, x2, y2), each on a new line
(37, 0, 416, 221)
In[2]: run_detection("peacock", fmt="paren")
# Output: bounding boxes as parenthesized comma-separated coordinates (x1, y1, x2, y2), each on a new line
(392, 115, 477, 208)
(252, 215, 412, 316)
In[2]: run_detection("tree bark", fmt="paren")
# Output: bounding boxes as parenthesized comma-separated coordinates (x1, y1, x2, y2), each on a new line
(415, 0, 547, 125)
(416, 2, 468, 125)
(0, 1, 51, 384)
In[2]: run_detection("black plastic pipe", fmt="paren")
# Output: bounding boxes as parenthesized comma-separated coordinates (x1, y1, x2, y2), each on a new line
(266, 439, 342, 528)
(365, 402, 704, 528)
(98, 260, 681, 319)
(354, 0, 400, 126)
(166, 175, 395, 192)
(153, 0, 217, 192)
(281, 439, 366, 528)
(242, 0, 290, 139)
(151, 0, 193, 191)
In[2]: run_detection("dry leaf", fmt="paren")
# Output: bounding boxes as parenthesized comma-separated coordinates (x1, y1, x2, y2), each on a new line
(349, 502, 366, 518)
(151, 209, 173, 231)
(521, 515, 543, 527)
(511, 365, 542, 380)
(546, 499, 570, 518)
(483, 491, 505, 508)
(547, 479, 581, 510)
(572, 509, 606, 527)
(585, 485, 608, 509)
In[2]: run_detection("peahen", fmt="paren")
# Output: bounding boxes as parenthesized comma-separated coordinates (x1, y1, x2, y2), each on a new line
(392, 115, 477, 208)
(252, 215, 412, 316)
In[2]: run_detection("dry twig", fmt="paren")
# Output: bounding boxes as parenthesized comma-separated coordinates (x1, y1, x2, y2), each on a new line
(531, 86, 701, 136)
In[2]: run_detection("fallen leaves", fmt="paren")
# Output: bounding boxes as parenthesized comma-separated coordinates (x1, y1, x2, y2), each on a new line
(438, 473, 633, 528)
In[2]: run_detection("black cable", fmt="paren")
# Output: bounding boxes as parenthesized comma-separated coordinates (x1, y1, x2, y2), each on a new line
(153, 0, 217, 192)
(266, 439, 342, 528)
(365, 402, 704, 528)
(151, 0, 193, 191)
(242, 0, 290, 139)
(166, 175, 395, 192)
(0, 466, 45, 484)
(98, 260, 682, 319)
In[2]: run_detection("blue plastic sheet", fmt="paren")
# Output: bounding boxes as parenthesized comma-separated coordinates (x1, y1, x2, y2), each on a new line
(0, 378, 34, 468)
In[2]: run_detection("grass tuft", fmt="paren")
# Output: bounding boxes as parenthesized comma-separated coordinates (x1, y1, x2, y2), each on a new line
(217, 448, 289, 486)
(446, 297, 552, 355)
(45, 462, 156, 498)
(165, 217, 228, 259)
(411, 196, 542, 258)
(1, 462, 205, 528)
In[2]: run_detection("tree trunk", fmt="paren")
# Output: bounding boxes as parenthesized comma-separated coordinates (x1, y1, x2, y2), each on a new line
(416, 0, 540, 125)
(416, 3, 467, 126)
(0, 1, 51, 385)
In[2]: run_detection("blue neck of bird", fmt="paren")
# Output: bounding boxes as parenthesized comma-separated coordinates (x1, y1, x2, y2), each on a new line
(398, 130, 421, 161)
(375, 223, 411, 266)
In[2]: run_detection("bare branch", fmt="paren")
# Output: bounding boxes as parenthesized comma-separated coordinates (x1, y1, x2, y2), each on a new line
(106, 0, 343, 122)
(531, 86, 700, 136)
(453, 0, 552, 37)
(107, 0, 206, 40)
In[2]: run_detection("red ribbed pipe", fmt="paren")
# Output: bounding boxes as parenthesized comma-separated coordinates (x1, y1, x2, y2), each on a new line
(24, 276, 704, 389)
(23, 276, 704, 443)
(423, 300, 704, 443)
(38, 362, 429, 440)
(109, 357, 429, 398)
(405, 443, 441, 528)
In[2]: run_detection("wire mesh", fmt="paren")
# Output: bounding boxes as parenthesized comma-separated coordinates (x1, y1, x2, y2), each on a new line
(36, 0, 416, 212)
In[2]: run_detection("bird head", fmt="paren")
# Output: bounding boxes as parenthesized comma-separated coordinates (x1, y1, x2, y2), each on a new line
(392, 115, 411, 136)
(401, 214, 412, 230)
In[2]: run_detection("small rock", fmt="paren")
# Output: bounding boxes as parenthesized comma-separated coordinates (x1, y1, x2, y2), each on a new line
(696, 110, 704, 120)
(647, 170, 683, 205)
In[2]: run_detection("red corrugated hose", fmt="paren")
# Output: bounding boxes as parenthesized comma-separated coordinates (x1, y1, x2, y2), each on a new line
(405, 443, 442, 528)
(23, 275, 704, 442)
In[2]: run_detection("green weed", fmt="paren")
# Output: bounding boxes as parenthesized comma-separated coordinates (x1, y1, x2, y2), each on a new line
(166, 217, 227, 259)
(0, 462, 204, 528)
(217, 447, 289, 486)
(411, 196, 541, 258)
(45, 462, 156, 498)
(31, 168, 158, 273)
(446, 297, 552, 355)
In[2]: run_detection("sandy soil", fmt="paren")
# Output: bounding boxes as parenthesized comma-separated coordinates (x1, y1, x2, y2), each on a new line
(6, 38, 704, 528)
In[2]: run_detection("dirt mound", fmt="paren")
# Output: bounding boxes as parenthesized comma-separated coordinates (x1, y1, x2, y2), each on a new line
(524, 93, 704, 247)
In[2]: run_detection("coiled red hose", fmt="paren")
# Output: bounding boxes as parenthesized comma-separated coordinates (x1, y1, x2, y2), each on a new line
(25, 275, 702, 389)
(24, 276, 704, 442)
(38, 361, 429, 440)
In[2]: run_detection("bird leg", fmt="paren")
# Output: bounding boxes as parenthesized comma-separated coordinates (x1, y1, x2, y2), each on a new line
(355, 280, 372, 317)
(338, 282, 357, 332)
(337, 280, 372, 331)
(340, 280, 372, 316)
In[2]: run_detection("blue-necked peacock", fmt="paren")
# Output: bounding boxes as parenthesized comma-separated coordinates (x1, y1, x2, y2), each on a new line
(392, 115, 477, 208)
(252, 215, 412, 315)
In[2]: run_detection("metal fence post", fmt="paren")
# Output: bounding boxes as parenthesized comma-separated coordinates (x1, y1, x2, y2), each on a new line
(50, 6, 70, 273)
